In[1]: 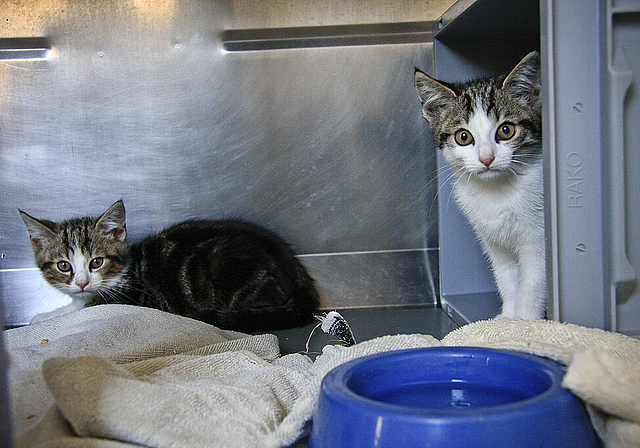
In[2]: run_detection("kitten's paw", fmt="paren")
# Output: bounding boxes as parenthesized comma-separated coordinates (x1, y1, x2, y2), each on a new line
(494, 311, 545, 321)
(516, 311, 546, 320)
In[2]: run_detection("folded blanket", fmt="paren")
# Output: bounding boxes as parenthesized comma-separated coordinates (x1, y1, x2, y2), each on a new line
(5, 305, 640, 448)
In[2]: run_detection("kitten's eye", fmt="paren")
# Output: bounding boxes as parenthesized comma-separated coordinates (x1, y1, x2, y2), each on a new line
(90, 257, 104, 270)
(454, 129, 474, 146)
(496, 122, 516, 141)
(56, 261, 72, 273)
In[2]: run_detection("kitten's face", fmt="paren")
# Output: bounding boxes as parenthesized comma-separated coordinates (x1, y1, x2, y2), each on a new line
(415, 51, 542, 181)
(19, 201, 129, 301)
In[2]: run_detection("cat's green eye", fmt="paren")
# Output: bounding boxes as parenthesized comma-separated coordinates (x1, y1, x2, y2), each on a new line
(90, 257, 104, 270)
(454, 129, 474, 146)
(496, 122, 516, 141)
(57, 261, 72, 273)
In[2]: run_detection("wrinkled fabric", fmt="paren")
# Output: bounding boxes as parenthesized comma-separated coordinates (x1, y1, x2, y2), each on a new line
(5, 305, 640, 447)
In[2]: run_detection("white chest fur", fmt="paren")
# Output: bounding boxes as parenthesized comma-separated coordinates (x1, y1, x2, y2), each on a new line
(454, 160, 544, 253)
(452, 159, 546, 320)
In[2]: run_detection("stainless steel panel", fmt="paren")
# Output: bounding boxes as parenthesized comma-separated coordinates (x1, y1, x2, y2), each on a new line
(227, 0, 454, 28)
(0, 38, 50, 60)
(221, 22, 432, 51)
(0, 311, 11, 447)
(300, 248, 438, 309)
(0, 0, 448, 325)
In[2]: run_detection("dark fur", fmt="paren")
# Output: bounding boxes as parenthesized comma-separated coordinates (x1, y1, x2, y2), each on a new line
(20, 201, 320, 332)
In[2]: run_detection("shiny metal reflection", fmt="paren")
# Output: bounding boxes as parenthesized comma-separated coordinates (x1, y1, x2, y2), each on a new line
(0, 0, 442, 325)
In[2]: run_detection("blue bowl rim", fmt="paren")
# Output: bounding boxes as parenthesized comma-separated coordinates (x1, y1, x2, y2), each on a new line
(320, 346, 571, 419)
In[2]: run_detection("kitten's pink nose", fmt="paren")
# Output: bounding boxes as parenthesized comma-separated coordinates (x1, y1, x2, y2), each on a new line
(480, 156, 495, 168)
(76, 280, 89, 291)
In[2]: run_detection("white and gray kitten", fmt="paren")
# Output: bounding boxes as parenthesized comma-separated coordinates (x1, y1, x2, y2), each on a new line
(415, 51, 545, 320)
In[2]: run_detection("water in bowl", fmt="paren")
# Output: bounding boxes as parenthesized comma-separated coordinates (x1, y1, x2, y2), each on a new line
(370, 380, 532, 409)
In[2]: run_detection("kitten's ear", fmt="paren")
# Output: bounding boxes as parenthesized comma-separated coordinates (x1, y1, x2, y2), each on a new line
(19, 210, 57, 251)
(96, 200, 127, 241)
(414, 69, 456, 125)
(502, 51, 540, 107)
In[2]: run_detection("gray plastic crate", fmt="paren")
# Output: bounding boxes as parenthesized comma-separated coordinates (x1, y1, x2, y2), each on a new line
(543, 0, 640, 335)
(434, 0, 640, 336)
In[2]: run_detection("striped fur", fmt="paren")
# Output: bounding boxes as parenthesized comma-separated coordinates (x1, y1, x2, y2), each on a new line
(20, 201, 319, 331)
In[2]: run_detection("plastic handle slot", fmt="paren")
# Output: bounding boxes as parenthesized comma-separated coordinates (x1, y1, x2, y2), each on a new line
(608, 47, 636, 305)
(0, 38, 50, 61)
(221, 22, 433, 52)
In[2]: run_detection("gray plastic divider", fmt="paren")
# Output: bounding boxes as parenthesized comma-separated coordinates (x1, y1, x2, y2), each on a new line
(543, 0, 640, 335)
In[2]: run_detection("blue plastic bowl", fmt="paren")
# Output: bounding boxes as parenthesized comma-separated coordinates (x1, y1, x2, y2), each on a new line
(308, 347, 599, 448)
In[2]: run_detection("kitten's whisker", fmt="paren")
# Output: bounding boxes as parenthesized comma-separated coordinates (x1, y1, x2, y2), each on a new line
(433, 169, 459, 213)
(123, 285, 154, 299)
(443, 169, 464, 212)
(425, 165, 455, 218)
(510, 160, 529, 170)
(420, 164, 454, 189)
(435, 169, 458, 195)
(419, 166, 451, 195)
(101, 280, 152, 304)
(31, 287, 69, 312)
(98, 287, 137, 306)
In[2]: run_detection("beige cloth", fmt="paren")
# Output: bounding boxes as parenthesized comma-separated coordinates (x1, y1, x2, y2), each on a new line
(5, 305, 640, 447)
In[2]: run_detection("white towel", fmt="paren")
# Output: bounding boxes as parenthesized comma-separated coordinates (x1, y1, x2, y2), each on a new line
(563, 349, 640, 448)
(5, 305, 640, 447)
(5, 304, 256, 439)
(441, 318, 640, 365)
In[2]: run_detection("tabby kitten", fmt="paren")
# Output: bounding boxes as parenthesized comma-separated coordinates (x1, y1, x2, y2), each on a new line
(19, 200, 320, 331)
(414, 51, 545, 320)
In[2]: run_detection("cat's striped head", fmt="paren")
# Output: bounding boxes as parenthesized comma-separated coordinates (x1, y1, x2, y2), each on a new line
(415, 51, 541, 181)
(19, 201, 129, 301)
